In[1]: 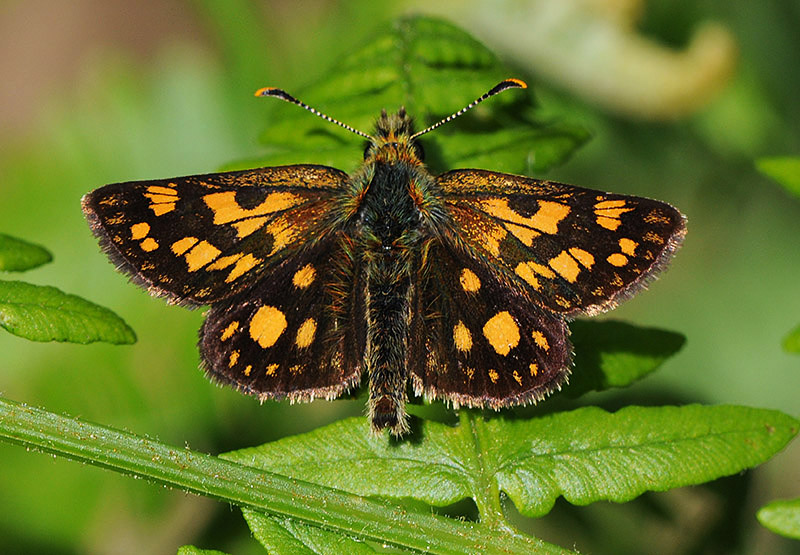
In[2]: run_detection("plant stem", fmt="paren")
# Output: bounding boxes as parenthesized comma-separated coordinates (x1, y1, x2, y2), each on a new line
(0, 396, 567, 554)
(459, 410, 513, 531)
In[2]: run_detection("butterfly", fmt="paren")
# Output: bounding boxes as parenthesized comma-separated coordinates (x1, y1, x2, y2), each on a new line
(82, 79, 685, 436)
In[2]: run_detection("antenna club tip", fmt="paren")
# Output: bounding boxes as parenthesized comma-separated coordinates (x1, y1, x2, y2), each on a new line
(254, 87, 278, 97)
(506, 78, 528, 89)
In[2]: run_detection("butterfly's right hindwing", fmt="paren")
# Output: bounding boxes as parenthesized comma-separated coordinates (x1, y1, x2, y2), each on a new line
(82, 165, 347, 306)
(199, 234, 366, 401)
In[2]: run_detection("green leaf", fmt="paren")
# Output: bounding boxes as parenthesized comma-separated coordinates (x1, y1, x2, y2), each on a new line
(0, 233, 52, 272)
(758, 498, 800, 539)
(225, 406, 798, 521)
(757, 156, 800, 198)
(243, 510, 384, 554)
(568, 320, 686, 396)
(783, 324, 800, 354)
(227, 15, 588, 175)
(493, 406, 796, 517)
(177, 546, 232, 555)
(0, 280, 136, 344)
(0, 396, 565, 554)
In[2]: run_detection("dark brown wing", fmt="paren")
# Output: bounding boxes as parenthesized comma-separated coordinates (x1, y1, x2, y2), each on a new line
(438, 169, 686, 317)
(409, 235, 571, 409)
(199, 233, 366, 401)
(82, 165, 347, 306)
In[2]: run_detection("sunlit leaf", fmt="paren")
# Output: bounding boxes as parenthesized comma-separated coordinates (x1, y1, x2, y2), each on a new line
(225, 406, 797, 519)
(0, 397, 564, 554)
(0, 280, 136, 344)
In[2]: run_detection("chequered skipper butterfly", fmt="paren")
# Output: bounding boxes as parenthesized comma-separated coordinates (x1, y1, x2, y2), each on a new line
(83, 79, 685, 436)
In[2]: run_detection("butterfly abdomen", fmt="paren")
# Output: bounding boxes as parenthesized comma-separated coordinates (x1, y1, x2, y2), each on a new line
(365, 258, 412, 434)
(357, 160, 425, 434)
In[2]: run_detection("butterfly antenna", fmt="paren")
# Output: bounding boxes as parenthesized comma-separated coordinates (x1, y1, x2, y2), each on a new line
(255, 87, 373, 140)
(410, 78, 527, 140)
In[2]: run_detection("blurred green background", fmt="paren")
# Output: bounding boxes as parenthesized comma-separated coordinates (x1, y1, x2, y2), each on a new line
(1, 1, 799, 553)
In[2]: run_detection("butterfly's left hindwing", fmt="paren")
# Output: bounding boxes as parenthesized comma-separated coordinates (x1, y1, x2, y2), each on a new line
(200, 234, 366, 401)
(409, 237, 571, 409)
(82, 165, 347, 305)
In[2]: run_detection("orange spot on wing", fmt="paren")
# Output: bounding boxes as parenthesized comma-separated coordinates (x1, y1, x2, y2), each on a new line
(140, 237, 159, 252)
(130, 222, 150, 240)
(483, 311, 520, 356)
(204, 191, 305, 238)
(594, 199, 626, 209)
(292, 264, 316, 289)
(221, 321, 239, 341)
(295, 318, 317, 348)
(619, 238, 638, 255)
(184, 241, 221, 272)
(548, 250, 581, 283)
(249, 306, 287, 349)
(151, 203, 175, 216)
(453, 321, 473, 352)
(225, 253, 261, 282)
(644, 210, 672, 224)
(607, 253, 628, 267)
(643, 231, 665, 244)
(266, 216, 298, 256)
(477, 198, 569, 236)
(596, 216, 620, 230)
(514, 262, 541, 290)
(569, 247, 595, 268)
(146, 185, 177, 196)
(233, 217, 268, 238)
(207, 254, 243, 271)
(171, 237, 198, 255)
(531, 330, 550, 351)
(459, 268, 481, 292)
(504, 222, 540, 246)
(145, 188, 178, 217)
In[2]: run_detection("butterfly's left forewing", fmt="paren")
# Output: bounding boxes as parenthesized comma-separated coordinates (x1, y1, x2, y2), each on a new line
(438, 169, 686, 317)
(82, 165, 347, 306)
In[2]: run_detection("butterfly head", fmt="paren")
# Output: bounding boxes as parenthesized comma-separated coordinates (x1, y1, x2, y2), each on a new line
(365, 107, 424, 164)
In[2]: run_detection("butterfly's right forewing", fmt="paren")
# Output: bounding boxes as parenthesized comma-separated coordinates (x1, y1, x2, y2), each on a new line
(82, 165, 348, 306)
